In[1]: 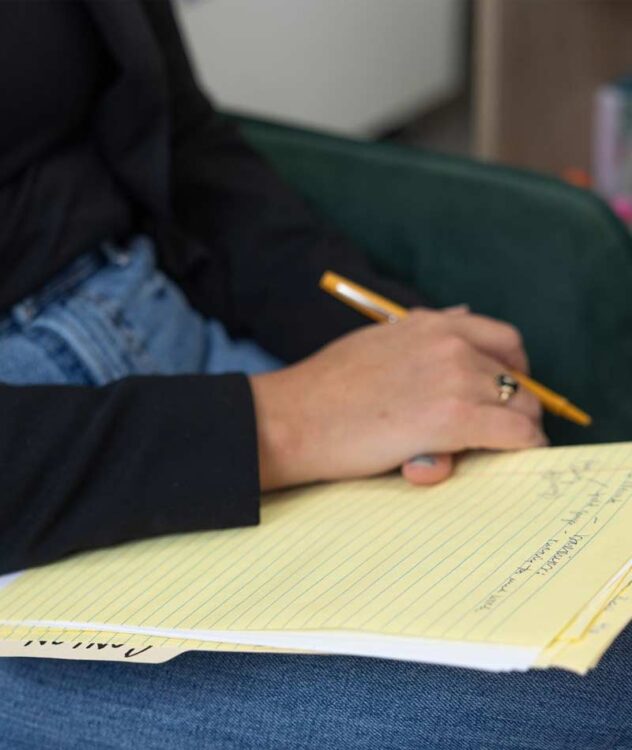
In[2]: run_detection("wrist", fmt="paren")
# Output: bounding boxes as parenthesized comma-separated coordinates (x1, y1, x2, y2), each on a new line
(249, 367, 316, 491)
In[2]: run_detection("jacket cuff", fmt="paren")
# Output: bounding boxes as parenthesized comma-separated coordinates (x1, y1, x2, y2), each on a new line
(137, 373, 261, 534)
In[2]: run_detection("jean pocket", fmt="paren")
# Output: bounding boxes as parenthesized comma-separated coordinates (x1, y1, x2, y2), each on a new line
(0, 326, 94, 386)
(74, 264, 208, 378)
(24, 326, 97, 385)
(28, 293, 157, 386)
(76, 289, 154, 363)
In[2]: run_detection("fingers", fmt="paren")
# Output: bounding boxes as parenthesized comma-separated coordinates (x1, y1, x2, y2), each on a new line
(464, 405, 548, 451)
(443, 304, 470, 317)
(466, 351, 542, 422)
(402, 406, 546, 490)
(447, 313, 529, 374)
(460, 371, 541, 422)
(433, 341, 542, 423)
(402, 454, 454, 486)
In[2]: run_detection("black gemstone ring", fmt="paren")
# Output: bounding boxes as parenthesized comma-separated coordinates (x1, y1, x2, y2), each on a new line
(496, 373, 520, 403)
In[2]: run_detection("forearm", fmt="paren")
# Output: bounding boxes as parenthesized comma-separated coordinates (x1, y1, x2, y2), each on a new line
(0, 375, 260, 575)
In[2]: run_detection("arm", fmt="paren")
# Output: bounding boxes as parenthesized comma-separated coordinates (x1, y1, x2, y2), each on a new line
(0, 2, 418, 576)
(143, 0, 424, 363)
(0, 375, 258, 575)
(0, 2, 419, 576)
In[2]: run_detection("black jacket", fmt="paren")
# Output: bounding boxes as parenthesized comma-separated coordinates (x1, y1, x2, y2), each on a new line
(0, 0, 421, 575)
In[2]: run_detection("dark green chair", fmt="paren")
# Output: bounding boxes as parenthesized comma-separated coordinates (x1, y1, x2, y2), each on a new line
(234, 115, 632, 447)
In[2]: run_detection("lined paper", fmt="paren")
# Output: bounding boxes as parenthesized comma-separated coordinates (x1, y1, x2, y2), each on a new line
(537, 568, 632, 673)
(1, 443, 631, 670)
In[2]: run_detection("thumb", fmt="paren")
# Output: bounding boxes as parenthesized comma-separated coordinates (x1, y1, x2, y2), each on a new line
(401, 454, 454, 486)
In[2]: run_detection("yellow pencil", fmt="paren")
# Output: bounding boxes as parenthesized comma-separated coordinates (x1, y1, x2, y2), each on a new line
(320, 271, 592, 427)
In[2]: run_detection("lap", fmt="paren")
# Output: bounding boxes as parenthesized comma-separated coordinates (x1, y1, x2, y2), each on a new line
(1, 625, 631, 750)
(0, 236, 629, 748)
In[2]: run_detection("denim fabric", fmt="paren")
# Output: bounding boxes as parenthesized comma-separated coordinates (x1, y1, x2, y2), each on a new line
(0, 235, 281, 387)
(1, 629, 631, 750)
(0, 236, 630, 749)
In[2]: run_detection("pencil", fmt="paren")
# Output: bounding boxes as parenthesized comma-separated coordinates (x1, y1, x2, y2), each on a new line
(320, 271, 592, 427)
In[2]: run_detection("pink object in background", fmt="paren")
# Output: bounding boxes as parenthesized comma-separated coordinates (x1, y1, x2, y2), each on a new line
(594, 79, 632, 204)
(611, 196, 632, 226)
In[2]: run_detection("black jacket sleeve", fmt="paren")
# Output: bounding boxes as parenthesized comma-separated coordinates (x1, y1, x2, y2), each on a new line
(0, 375, 259, 575)
(144, 0, 424, 363)
(0, 1, 424, 576)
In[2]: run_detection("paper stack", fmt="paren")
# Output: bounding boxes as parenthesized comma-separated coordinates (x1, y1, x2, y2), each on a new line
(0, 443, 631, 672)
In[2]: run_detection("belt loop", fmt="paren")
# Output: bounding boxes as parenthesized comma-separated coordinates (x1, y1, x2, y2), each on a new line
(0, 248, 107, 332)
(102, 241, 131, 267)
(12, 297, 39, 327)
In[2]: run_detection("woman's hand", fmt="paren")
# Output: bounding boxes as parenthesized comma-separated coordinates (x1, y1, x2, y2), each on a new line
(250, 308, 545, 491)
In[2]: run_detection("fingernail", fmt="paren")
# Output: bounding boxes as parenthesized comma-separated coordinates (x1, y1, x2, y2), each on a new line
(409, 455, 437, 467)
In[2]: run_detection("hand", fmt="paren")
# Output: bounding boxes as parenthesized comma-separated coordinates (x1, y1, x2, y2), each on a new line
(250, 308, 545, 491)
(403, 303, 531, 486)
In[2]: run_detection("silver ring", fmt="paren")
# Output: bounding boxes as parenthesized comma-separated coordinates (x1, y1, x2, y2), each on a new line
(496, 373, 519, 403)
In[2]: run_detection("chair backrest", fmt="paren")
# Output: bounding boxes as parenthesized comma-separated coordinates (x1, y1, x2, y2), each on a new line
(235, 115, 632, 446)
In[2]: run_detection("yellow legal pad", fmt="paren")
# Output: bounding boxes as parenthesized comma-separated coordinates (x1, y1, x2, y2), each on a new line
(0, 442, 631, 672)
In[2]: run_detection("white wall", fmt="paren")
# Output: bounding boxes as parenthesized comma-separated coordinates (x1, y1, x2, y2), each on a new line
(175, 0, 465, 136)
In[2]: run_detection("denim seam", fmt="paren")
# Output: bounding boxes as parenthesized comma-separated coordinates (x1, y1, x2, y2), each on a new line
(21, 326, 96, 386)
(72, 293, 157, 375)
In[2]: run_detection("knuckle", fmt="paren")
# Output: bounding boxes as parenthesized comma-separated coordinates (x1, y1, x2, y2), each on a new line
(409, 308, 435, 326)
(447, 366, 472, 395)
(412, 309, 444, 336)
(407, 309, 434, 336)
(409, 307, 430, 319)
(439, 334, 469, 360)
(502, 324, 524, 351)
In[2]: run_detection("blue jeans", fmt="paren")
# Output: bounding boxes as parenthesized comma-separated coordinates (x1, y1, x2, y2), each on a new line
(0, 235, 282, 386)
(0, 237, 630, 749)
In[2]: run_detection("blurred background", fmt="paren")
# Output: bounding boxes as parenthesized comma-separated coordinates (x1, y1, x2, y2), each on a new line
(175, 0, 632, 219)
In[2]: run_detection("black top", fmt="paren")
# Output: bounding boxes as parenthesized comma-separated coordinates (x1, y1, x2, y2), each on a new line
(0, 0, 421, 575)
